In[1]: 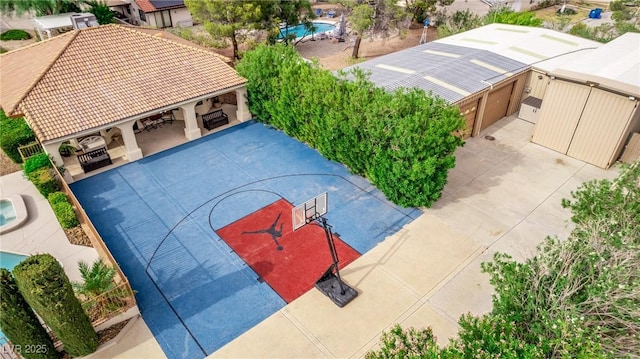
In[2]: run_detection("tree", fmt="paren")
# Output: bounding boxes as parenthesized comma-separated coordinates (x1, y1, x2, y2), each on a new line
(259, 0, 315, 44)
(71, 259, 129, 321)
(0, 269, 59, 359)
(349, 4, 374, 58)
(404, 0, 454, 23)
(184, 0, 262, 60)
(83, 0, 114, 25)
(13, 254, 99, 357)
(0, 0, 80, 16)
(338, 0, 409, 59)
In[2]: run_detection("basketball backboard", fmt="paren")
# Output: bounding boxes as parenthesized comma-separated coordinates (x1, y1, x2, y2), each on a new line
(292, 192, 327, 231)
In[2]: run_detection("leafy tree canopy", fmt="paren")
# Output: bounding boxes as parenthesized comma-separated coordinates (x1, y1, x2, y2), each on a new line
(0, 0, 80, 16)
(185, 0, 262, 60)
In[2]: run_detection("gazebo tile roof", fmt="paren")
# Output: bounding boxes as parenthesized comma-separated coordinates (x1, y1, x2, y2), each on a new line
(1, 24, 246, 142)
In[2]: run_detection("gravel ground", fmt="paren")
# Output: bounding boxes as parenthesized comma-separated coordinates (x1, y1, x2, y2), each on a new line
(0, 150, 21, 176)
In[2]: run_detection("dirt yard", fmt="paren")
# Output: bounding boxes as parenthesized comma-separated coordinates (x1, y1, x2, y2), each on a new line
(296, 25, 432, 70)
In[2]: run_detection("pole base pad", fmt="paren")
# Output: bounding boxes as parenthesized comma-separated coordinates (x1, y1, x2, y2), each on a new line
(315, 273, 358, 307)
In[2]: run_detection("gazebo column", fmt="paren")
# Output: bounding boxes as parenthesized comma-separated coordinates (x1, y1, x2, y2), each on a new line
(235, 88, 252, 122)
(43, 142, 74, 183)
(116, 122, 143, 161)
(180, 102, 201, 140)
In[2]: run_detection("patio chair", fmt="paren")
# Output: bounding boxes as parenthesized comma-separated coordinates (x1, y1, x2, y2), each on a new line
(315, 8, 323, 17)
(327, 10, 335, 18)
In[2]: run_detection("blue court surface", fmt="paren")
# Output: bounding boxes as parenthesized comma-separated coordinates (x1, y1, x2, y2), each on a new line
(70, 121, 421, 359)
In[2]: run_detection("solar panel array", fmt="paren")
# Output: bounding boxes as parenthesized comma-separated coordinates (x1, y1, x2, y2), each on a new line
(341, 43, 528, 103)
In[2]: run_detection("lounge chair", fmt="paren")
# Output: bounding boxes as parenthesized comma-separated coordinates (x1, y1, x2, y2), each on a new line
(315, 8, 323, 17)
(327, 10, 335, 18)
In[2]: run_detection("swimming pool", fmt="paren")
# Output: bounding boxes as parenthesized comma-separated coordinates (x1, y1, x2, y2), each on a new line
(0, 250, 28, 270)
(279, 22, 335, 39)
(0, 250, 29, 345)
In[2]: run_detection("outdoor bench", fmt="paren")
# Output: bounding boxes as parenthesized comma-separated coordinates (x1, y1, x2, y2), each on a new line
(202, 109, 229, 130)
(78, 147, 112, 173)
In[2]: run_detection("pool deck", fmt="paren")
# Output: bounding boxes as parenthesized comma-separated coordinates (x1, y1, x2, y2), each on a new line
(0, 172, 100, 282)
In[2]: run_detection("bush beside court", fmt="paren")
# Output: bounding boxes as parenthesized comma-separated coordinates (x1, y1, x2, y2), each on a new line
(237, 44, 465, 208)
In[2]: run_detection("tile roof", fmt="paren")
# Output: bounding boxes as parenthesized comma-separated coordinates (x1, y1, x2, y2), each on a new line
(135, 0, 157, 12)
(0, 24, 246, 143)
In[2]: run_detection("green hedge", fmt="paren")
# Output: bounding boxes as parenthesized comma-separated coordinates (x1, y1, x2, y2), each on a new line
(0, 109, 36, 164)
(0, 29, 31, 41)
(27, 168, 60, 198)
(12, 254, 99, 357)
(23, 153, 52, 175)
(48, 192, 79, 229)
(0, 269, 59, 359)
(236, 44, 465, 207)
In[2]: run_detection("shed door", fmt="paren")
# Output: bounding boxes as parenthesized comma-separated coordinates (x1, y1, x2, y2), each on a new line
(567, 89, 637, 168)
(458, 99, 480, 138)
(531, 80, 591, 154)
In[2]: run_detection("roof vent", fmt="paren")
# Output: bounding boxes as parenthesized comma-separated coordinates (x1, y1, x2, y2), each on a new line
(70, 13, 99, 29)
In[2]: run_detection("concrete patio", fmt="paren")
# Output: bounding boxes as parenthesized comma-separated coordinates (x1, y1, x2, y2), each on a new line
(0, 172, 100, 282)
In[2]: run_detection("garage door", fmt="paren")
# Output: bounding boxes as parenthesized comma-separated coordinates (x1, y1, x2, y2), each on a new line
(481, 82, 514, 131)
(457, 99, 479, 138)
(531, 81, 591, 154)
(567, 88, 637, 168)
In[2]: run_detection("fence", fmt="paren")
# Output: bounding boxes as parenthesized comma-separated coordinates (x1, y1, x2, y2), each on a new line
(80, 282, 137, 327)
(17, 141, 44, 161)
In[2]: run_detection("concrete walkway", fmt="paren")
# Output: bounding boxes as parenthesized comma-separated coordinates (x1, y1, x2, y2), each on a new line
(208, 115, 619, 358)
(0, 172, 100, 282)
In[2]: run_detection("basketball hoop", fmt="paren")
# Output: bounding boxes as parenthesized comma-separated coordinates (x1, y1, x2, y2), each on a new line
(292, 193, 358, 307)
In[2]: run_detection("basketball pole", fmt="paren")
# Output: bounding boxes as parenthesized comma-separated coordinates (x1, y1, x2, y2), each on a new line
(319, 217, 346, 295)
(313, 216, 358, 307)
(294, 192, 357, 307)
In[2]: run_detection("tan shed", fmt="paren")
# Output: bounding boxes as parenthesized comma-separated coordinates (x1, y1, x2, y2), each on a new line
(531, 33, 640, 168)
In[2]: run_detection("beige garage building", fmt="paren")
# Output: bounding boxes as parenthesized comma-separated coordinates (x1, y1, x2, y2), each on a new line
(343, 24, 640, 168)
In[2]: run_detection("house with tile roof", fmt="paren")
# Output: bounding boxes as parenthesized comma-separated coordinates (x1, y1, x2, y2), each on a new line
(0, 24, 251, 183)
(109, 0, 193, 28)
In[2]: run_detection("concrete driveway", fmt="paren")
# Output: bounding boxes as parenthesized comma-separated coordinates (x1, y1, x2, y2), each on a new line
(209, 115, 619, 358)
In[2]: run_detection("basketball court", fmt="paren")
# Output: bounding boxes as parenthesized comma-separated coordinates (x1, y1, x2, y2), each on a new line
(70, 121, 420, 358)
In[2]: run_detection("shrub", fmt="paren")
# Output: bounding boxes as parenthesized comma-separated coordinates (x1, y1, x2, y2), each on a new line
(27, 168, 60, 198)
(0, 269, 59, 359)
(484, 7, 543, 27)
(23, 153, 52, 175)
(0, 110, 36, 164)
(0, 29, 31, 40)
(367, 163, 640, 357)
(13, 254, 99, 357)
(48, 192, 79, 229)
(365, 324, 440, 359)
(237, 44, 465, 207)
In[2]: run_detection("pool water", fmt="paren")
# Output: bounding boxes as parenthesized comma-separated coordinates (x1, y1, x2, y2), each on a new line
(0, 251, 29, 345)
(0, 251, 28, 271)
(279, 22, 336, 39)
(0, 200, 17, 226)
